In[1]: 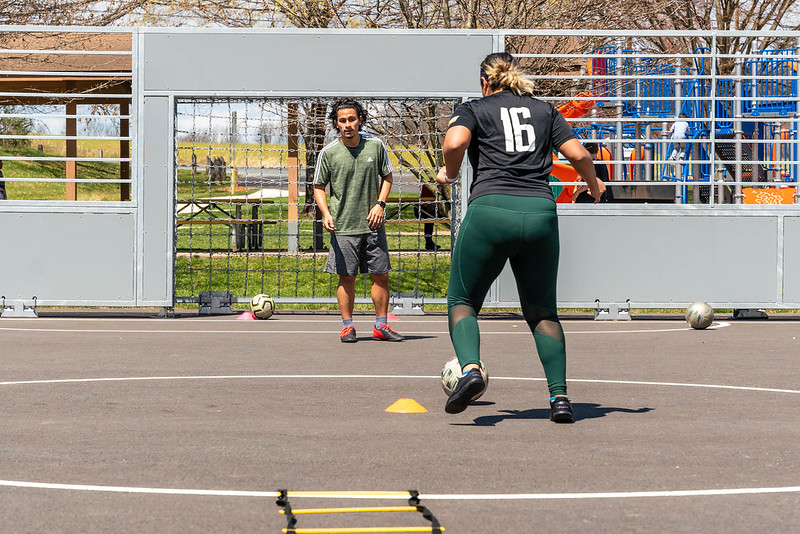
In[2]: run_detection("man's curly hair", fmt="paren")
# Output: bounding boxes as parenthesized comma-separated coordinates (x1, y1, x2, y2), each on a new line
(329, 98, 367, 131)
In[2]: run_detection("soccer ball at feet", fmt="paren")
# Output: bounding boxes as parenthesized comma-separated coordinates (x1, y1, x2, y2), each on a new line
(440, 356, 488, 400)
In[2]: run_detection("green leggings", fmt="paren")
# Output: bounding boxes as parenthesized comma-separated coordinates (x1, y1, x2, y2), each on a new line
(447, 194, 567, 396)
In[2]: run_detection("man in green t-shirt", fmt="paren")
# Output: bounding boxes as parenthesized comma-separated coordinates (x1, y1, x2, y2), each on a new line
(313, 99, 404, 343)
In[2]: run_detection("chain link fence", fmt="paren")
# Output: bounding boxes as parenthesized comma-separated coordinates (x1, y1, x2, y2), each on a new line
(173, 97, 461, 309)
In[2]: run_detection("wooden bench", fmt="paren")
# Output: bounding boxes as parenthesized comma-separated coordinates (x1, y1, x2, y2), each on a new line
(177, 197, 276, 251)
(177, 218, 277, 252)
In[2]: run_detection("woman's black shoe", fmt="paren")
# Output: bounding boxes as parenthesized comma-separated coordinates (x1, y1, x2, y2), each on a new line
(445, 369, 485, 414)
(550, 396, 573, 423)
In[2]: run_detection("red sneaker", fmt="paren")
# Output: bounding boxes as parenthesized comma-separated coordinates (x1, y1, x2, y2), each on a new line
(339, 326, 357, 343)
(372, 324, 405, 342)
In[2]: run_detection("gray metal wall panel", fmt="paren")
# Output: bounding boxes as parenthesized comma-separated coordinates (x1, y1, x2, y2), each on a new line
(142, 32, 491, 94)
(783, 216, 800, 303)
(0, 212, 135, 303)
(139, 96, 173, 305)
(496, 212, 780, 307)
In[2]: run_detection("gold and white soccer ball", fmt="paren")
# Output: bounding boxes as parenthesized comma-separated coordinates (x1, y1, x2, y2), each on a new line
(250, 294, 275, 320)
(685, 301, 714, 329)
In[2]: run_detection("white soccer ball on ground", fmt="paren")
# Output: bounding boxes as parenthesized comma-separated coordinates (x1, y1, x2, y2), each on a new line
(440, 356, 488, 400)
(685, 301, 714, 329)
(250, 294, 275, 319)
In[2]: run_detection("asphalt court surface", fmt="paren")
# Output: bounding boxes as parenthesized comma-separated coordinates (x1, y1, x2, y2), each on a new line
(1, 312, 799, 533)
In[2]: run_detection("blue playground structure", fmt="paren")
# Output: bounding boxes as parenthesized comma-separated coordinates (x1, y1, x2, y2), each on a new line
(575, 46, 799, 203)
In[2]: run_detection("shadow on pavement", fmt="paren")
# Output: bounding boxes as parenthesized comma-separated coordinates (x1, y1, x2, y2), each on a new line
(452, 403, 653, 426)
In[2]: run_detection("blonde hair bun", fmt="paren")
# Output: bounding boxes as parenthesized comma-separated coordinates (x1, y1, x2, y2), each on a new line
(480, 52, 534, 96)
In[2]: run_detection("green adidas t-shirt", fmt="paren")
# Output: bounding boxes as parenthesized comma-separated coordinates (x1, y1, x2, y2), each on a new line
(313, 135, 392, 235)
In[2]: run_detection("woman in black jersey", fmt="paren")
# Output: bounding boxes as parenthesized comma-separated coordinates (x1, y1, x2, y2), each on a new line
(436, 52, 601, 422)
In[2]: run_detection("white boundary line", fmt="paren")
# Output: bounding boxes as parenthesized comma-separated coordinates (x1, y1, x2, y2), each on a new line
(0, 480, 278, 497)
(0, 322, 731, 335)
(0, 479, 799, 500)
(419, 487, 800, 500)
(2, 373, 797, 394)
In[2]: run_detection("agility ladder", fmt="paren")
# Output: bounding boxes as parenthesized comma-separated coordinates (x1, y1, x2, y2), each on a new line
(276, 490, 444, 533)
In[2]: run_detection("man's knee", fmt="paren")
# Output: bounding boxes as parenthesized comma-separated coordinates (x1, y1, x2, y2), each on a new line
(370, 272, 389, 286)
(338, 275, 357, 288)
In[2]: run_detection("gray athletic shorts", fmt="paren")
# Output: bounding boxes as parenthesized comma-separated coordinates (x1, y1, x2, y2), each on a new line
(324, 228, 391, 276)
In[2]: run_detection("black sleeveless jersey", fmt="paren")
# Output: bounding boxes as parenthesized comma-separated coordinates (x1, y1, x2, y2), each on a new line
(447, 89, 576, 202)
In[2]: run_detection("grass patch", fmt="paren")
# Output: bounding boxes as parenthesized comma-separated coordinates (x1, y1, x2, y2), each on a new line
(177, 142, 288, 169)
(175, 164, 452, 301)
(175, 254, 450, 301)
(35, 138, 123, 159)
(0, 145, 125, 201)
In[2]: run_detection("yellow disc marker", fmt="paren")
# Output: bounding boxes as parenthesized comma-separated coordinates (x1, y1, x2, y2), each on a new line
(385, 398, 428, 413)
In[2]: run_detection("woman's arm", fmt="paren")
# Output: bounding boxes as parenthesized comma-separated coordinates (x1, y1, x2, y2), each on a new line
(436, 125, 472, 184)
(558, 138, 602, 202)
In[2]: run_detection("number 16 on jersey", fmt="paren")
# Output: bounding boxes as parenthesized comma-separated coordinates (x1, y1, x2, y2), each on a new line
(500, 107, 536, 153)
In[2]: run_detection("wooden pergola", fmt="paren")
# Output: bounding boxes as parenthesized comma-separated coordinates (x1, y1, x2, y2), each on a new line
(0, 31, 132, 200)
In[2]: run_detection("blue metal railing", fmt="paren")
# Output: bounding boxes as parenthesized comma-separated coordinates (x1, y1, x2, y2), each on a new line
(743, 49, 798, 116)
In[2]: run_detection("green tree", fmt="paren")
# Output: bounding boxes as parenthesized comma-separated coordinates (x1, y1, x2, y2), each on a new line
(0, 106, 33, 148)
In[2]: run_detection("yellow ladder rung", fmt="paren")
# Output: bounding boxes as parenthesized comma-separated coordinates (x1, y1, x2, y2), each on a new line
(282, 528, 443, 533)
(286, 491, 413, 499)
(281, 506, 420, 515)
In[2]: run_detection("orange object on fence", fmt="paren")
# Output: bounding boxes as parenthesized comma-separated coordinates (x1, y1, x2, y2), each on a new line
(557, 91, 596, 119)
(549, 146, 615, 203)
(742, 187, 797, 204)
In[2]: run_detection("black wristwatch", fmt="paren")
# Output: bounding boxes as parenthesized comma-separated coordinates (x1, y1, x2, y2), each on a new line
(377, 200, 386, 209)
